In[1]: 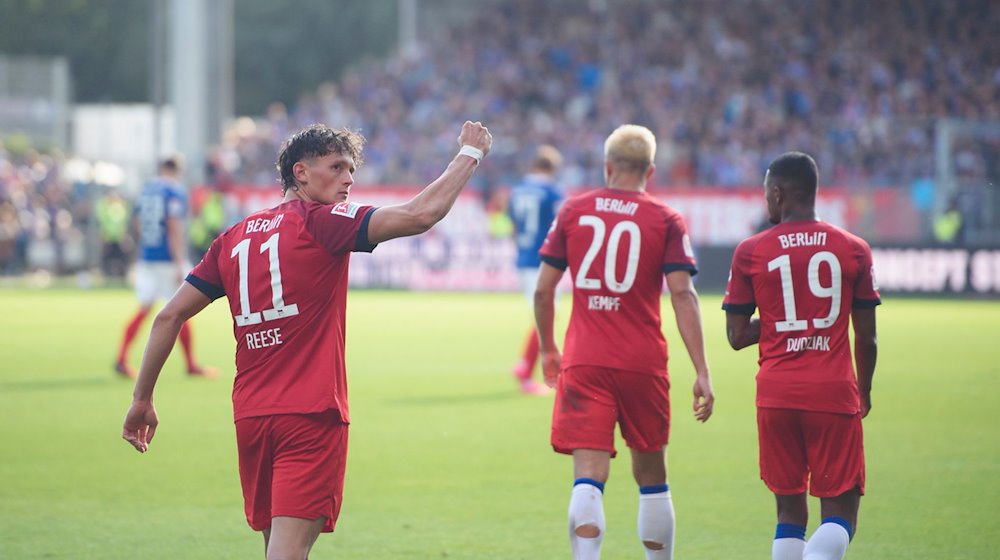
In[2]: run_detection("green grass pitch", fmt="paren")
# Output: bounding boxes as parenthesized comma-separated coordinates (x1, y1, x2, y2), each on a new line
(0, 288, 997, 559)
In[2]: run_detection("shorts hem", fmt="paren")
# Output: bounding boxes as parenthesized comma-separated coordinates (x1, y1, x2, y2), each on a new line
(271, 511, 336, 533)
(763, 482, 807, 496)
(551, 442, 617, 458)
(809, 483, 865, 498)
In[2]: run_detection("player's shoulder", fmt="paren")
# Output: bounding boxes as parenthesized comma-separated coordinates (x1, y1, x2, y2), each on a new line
(734, 226, 776, 257)
(818, 221, 873, 252)
(562, 188, 601, 210)
(644, 193, 681, 217)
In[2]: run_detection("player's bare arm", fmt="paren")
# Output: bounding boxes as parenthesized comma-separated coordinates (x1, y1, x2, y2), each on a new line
(665, 270, 715, 422)
(367, 121, 492, 244)
(122, 283, 212, 453)
(851, 307, 878, 418)
(725, 313, 760, 350)
(534, 262, 563, 388)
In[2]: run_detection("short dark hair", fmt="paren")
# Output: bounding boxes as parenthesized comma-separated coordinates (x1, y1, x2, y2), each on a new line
(159, 155, 182, 174)
(767, 152, 818, 195)
(276, 124, 366, 192)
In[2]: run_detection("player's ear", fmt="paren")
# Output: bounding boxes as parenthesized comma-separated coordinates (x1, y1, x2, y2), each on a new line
(769, 182, 782, 205)
(645, 163, 655, 183)
(293, 161, 309, 185)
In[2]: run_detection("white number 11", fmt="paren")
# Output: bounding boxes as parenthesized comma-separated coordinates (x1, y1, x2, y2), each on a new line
(766, 251, 842, 332)
(230, 233, 300, 326)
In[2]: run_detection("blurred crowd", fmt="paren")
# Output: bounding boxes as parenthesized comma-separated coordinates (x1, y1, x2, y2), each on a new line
(2, 0, 998, 276)
(218, 0, 999, 190)
(0, 146, 90, 276)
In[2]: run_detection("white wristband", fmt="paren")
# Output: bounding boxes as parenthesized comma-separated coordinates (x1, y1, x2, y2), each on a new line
(458, 145, 484, 164)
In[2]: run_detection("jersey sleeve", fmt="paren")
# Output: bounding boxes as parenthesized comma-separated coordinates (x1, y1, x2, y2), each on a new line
(722, 240, 756, 315)
(852, 238, 882, 308)
(662, 212, 698, 276)
(166, 189, 186, 219)
(538, 204, 568, 270)
(186, 236, 225, 300)
(305, 202, 378, 257)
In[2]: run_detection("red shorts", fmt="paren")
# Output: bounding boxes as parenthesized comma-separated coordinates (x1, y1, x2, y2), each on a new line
(551, 366, 670, 456)
(757, 408, 865, 498)
(235, 411, 349, 532)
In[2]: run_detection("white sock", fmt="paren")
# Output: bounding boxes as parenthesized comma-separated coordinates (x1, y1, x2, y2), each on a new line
(569, 480, 605, 560)
(803, 518, 851, 560)
(773, 523, 806, 560)
(637, 486, 674, 560)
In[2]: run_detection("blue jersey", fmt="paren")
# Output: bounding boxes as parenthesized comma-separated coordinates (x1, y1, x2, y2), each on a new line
(509, 174, 563, 268)
(135, 177, 187, 262)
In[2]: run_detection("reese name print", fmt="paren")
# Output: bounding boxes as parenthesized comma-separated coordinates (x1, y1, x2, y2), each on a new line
(246, 327, 283, 349)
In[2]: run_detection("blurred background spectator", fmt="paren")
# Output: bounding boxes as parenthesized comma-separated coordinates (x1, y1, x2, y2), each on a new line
(1, 0, 998, 282)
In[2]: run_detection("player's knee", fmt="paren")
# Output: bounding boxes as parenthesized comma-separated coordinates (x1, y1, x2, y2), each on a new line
(642, 539, 664, 550)
(574, 523, 601, 538)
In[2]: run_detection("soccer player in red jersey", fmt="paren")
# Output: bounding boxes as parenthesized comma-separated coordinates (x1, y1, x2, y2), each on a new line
(122, 121, 492, 559)
(535, 125, 715, 560)
(723, 152, 879, 560)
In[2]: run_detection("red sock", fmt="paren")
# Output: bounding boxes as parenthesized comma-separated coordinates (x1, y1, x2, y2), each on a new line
(118, 309, 150, 364)
(519, 328, 540, 379)
(178, 321, 196, 370)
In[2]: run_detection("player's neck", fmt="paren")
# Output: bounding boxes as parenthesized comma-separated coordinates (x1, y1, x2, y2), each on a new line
(606, 182, 645, 193)
(283, 188, 311, 204)
(780, 208, 817, 223)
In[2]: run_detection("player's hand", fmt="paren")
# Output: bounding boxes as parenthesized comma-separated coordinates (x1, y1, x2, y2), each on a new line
(541, 349, 562, 388)
(457, 121, 493, 157)
(122, 400, 158, 453)
(692, 374, 714, 422)
(860, 394, 872, 418)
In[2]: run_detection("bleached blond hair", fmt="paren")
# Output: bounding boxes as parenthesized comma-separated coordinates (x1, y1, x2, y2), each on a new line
(604, 124, 656, 173)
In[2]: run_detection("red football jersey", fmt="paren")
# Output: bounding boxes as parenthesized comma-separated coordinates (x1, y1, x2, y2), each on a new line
(540, 188, 697, 377)
(187, 199, 377, 422)
(723, 219, 881, 414)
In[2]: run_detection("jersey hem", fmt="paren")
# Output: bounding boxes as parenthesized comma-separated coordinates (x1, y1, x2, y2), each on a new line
(234, 405, 349, 424)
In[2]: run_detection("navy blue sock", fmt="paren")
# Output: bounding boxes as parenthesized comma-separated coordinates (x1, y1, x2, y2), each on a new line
(638, 483, 669, 494)
(574, 477, 605, 493)
(774, 522, 806, 540)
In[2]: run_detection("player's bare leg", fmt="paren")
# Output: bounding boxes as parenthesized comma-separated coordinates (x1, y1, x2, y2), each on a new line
(774, 492, 808, 526)
(569, 449, 610, 560)
(802, 488, 859, 560)
(263, 516, 325, 560)
(115, 304, 153, 378)
(631, 448, 674, 559)
(772, 492, 808, 560)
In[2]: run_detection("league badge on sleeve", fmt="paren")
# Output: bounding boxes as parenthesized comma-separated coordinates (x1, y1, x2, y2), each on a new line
(682, 234, 694, 258)
(331, 202, 361, 219)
